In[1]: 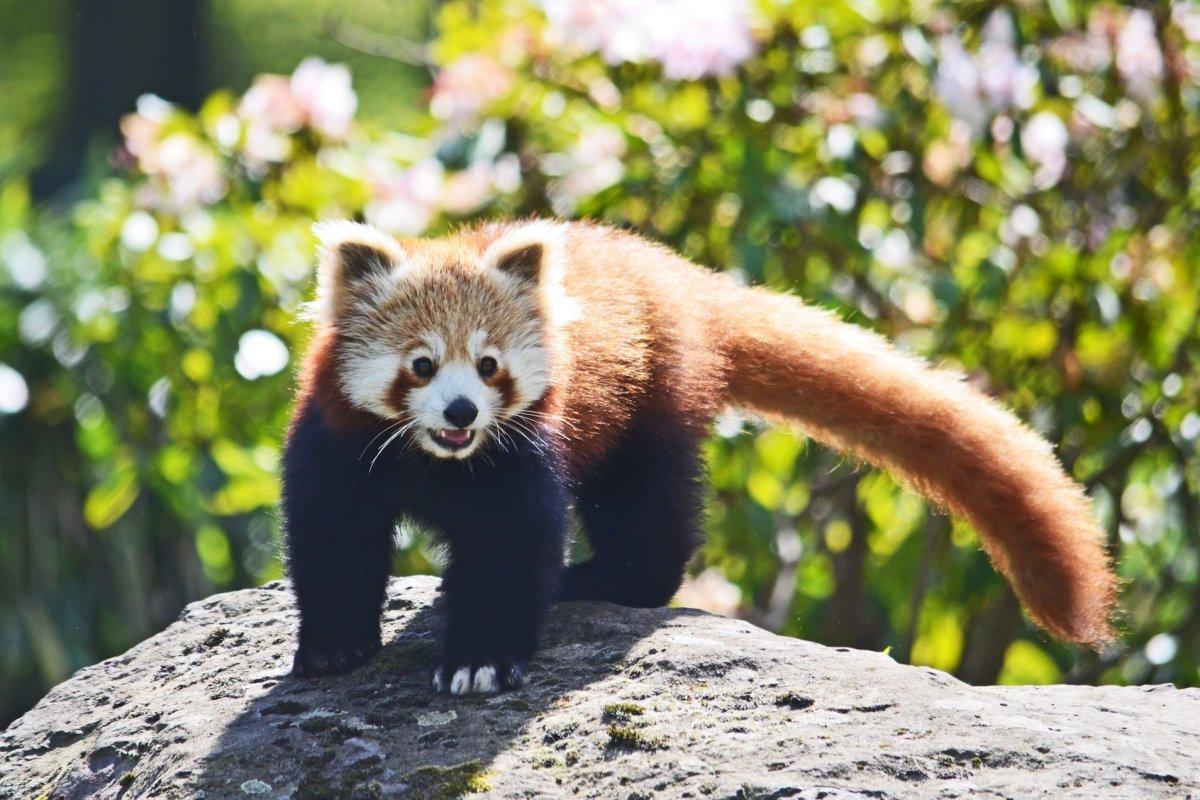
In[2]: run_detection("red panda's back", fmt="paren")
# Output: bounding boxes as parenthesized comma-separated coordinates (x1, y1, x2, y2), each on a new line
(552, 224, 728, 478)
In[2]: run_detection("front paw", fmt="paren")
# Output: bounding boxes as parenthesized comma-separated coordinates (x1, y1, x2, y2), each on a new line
(292, 630, 381, 677)
(432, 660, 525, 695)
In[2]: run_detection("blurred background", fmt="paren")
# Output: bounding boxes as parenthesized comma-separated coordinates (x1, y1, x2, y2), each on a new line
(2, 0, 1198, 728)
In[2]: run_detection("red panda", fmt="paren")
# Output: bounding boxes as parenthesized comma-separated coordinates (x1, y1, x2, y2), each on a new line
(283, 218, 1117, 695)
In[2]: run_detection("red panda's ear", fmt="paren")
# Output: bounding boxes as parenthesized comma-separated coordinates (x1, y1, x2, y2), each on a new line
(311, 221, 404, 321)
(490, 243, 543, 282)
(482, 222, 565, 286)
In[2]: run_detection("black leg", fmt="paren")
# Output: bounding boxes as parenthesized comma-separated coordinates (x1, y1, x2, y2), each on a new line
(411, 441, 570, 695)
(560, 422, 706, 607)
(283, 403, 398, 677)
(434, 526, 565, 694)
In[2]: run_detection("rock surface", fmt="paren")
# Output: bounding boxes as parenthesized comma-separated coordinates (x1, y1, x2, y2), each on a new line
(2, 576, 1198, 800)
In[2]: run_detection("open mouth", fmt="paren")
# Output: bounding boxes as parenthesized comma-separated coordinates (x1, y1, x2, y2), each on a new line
(431, 428, 476, 452)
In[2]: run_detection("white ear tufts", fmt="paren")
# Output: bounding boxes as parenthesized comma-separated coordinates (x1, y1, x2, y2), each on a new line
(313, 220, 405, 260)
(311, 221, 405, 322)
(481, 221, 567, 286)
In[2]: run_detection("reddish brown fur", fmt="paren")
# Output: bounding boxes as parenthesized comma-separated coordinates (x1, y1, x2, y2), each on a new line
(300, 220, 1118, 647)
(490, 370, 519, 410)
(295, 327, 379, 432)
(385, 371, 421, 416)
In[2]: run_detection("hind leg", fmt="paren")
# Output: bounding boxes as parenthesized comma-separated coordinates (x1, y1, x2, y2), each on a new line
(559, 422, 706, 607)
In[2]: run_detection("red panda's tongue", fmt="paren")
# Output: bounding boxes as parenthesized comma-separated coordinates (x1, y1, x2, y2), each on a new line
(440, 429, 471, 446)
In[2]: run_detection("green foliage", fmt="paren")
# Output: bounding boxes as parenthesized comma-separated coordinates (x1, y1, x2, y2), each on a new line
(0, 0, 70, 178)
(3, 0, 1200, 726)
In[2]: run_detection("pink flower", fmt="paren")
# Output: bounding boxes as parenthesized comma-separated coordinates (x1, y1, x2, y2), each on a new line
(240, 74, 305, 133)
(120, 95, 173, 164)
(155, 135, 227, 210)
(120, 96, 227, 212)
(976, 12, 1036, 112)
(542, 0, 644, 63)
(673, 568, 742, 617)
(429, 55, 514, 122)
(234, 59, 358, 162)
(365, 158, 445, 236)
(441, 163, 496, 215)
(1047, 12, 1113, 73)
(934, 36, 986, 132)
(128, 134, 226, 212)
(541, 0, 755, 80)
(120, 117, 162, 165)
(289, 57, 357, 140)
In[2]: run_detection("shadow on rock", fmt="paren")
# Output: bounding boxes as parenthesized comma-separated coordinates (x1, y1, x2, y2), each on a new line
(191, 577, 691, 799)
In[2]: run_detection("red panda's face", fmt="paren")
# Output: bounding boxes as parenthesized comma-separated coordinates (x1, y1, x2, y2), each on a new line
(314, 221, 563, 461)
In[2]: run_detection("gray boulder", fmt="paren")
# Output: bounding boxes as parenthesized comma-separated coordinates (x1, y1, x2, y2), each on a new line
(1, 576, 1197, 799)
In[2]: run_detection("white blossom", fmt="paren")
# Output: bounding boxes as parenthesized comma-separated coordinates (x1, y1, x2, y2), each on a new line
(234, 330, 289, 380)
(1144, 633, 1178, 665)
(0, 231, 49, 291)
(1175, 2, 1200, 42)
(0, 363, 29, 414)
(810, 176, 857, 213)
(429, 55, 513, 122)
(547, 125, 626, 214)
(934, 12, 1038, 135)
(1116, 9, 1164, 102)
(1021, 112, 1070, 189)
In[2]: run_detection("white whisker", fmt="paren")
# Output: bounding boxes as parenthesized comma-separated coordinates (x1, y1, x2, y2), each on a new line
(501, 418, 543, 451)
(359, 420, 404, 461)
(370, 419, 420, 472)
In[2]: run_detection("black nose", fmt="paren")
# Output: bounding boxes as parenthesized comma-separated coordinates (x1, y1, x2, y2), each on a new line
(443, 397, 478, 428)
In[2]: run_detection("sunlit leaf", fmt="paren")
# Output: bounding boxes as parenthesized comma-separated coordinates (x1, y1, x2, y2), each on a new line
(998, 640, 1063, 685)
(84, 456, 139, 530)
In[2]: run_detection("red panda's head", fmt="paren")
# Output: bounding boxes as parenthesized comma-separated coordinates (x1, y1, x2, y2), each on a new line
(311, 220, 567, 460)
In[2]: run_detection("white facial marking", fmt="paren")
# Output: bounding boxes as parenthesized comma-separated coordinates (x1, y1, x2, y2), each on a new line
(419, 331, 447, 363)
(503, 327, 551, 413)
(468, 329, 488, 356)
(340, 350, 402, 417)
(409, 359, 501, 459)
(450, 667, 472, 695)
(471, 665, 498, 693)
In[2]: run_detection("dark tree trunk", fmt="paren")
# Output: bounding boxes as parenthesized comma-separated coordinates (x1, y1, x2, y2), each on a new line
(957, 587, 1024, 685)
(31, 0, 203, 199)
(823, 486, 884, 649)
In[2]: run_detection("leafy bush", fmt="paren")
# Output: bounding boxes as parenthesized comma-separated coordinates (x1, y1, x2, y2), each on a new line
(3, 0, 1199, 724)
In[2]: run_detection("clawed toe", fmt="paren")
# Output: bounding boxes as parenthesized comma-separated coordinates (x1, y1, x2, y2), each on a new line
(432, 661, 525, 695)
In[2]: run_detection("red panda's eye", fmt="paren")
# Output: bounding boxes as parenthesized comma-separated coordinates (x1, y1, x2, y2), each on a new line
(412, 357, 435, 378)
(478, 356, 498, 378)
